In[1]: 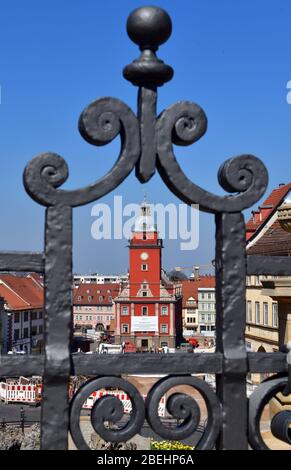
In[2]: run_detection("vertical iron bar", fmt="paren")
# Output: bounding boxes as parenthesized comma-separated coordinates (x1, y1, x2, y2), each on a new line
(41, 205, 72, 450)
(215, 212, 248, 449)
(136, 86, 157, 182)
(20, 406, 25, 434)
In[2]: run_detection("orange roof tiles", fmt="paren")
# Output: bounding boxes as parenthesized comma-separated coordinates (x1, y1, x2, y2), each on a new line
(0, 274, 43, 311)
(246, 183, 291, 240)
(247, 220, 291, 256)
(73, 283, 120, 306)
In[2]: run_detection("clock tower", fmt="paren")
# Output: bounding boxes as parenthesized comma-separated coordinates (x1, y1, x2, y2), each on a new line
(114, 199, 183, 351)
(129, 199, 162, 299)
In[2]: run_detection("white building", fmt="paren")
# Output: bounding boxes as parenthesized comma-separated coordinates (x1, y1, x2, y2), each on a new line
(198, 287, 216, 337)
(73, 274, 128, 287)
(0, 274, 44, 354)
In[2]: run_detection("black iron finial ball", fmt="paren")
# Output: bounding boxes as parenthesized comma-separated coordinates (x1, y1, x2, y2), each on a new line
(127, 6, 172, 50)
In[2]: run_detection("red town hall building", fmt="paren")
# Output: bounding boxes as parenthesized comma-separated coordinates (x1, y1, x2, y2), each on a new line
(114, 201, 183, 351)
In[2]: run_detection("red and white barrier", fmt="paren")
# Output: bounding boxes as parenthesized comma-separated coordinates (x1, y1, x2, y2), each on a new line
(0, 382, 42, 404)
(82, 388, 166, 417)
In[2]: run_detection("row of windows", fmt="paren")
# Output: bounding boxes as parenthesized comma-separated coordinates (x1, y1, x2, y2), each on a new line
(77, 295, 112, 302)
(186, 317, 197, 324)
(14, 324, 43, 340)
(84, 289, 112, 294)
(186, 308, 196, 314)
(121, 324, 168, 334)
(199, 293, 215, 300)
(200, 325, 215, 332)
(74, 306, 113, 311)
(246, 301, 278, 327)
(75, 315, 114, 321)
(14, 311, 43, 323)
(200, 314, 214, 322)
(121, 306, 169, 316)
(199, 303, 215, 311)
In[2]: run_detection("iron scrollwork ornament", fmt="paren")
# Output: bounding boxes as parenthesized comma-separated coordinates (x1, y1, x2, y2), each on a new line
(23, 99, 140, 207)
(23, 6, 268, 213)
(19, 5, 275, 450)
(146, 375, 222, 450)
(69, 377, 145, 449)
(248, 374, 291, 449)
(249, 346, 291, 449)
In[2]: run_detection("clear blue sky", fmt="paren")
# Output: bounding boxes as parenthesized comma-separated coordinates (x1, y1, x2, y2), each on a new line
(0, 0, 291, 274)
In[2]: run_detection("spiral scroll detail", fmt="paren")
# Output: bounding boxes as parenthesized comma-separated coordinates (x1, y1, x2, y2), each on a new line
(146, 375, 221, 450)
(69, 377, 145, 450)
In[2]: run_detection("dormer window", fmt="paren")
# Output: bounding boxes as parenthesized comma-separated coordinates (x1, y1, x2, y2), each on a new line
(88, 296, 92, 301)
(77, 296, 81, 301)
(99, 296, 103, 301)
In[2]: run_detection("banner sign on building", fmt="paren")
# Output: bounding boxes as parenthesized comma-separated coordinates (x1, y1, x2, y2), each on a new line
(131, 316, 159, 332)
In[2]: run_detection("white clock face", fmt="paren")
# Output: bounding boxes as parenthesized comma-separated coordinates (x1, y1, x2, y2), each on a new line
(140, 252, 149, 261)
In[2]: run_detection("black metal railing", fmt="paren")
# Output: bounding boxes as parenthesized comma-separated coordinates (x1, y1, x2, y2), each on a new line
(0, 6, 290, 450)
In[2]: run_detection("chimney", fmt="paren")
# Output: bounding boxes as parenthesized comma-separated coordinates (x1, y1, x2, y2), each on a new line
(194, 266, 200, 280)
(252, 210, 261, 224)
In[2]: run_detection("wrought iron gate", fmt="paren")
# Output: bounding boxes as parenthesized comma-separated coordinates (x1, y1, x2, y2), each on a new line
(0, 6, 290, 450)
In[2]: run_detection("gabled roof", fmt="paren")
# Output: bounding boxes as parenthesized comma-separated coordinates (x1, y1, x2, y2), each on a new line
(246, 183, 291, 241)
(181, 277, 215, 308)
(0, 274, 43, 311)
(247, 220, 291, 256)
(73, 283, 120, 306)
(246, 182, 291, 256)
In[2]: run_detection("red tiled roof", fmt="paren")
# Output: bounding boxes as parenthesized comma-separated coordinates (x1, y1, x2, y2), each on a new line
(247, 220, 291, 256)
(263, 184, 291, 206)
(73, 283, 120, 306)
(246, 183, 291, 240)
(27, 273, 44, 288)
(0, 275, 43, 310)
(181, 277, 215, 308)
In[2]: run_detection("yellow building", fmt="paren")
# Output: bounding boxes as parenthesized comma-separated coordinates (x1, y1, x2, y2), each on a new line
(245, 183, 291, 355)
(245, 275, 278, 353)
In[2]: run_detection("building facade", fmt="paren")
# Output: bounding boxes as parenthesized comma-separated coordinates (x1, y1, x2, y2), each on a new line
(245, 275, 279, 353)
(73, 283, 120, 332)
(114, 201, 183, 350)
(245, 183, 291, 353)
(181, 277, 216, 338)
(0, 274, 44, 354)
(197, 287, 216, 337)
